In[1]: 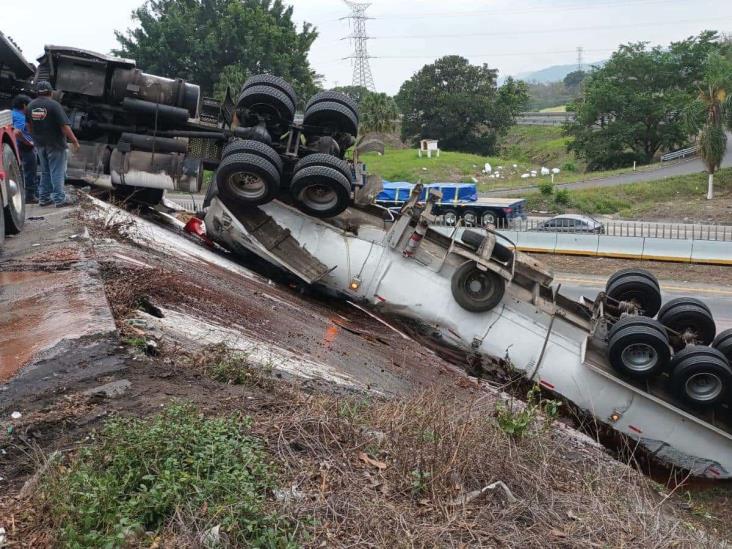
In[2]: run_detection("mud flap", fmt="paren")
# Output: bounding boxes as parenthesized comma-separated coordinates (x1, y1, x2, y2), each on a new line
(204, 197, 331, 284)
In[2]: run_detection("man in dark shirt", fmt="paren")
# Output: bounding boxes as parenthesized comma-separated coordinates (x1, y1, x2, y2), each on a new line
(11, 94, 38, 204)
(27, 80, 80, 207)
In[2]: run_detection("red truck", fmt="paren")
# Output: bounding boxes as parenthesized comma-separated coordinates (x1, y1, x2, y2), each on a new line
(0, 108, 25, 244)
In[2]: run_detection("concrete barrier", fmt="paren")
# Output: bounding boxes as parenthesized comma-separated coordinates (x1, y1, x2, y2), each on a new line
(514, 231, 558, 253)
(691, 240, 732, 265)
(643, 238, 693, 263)
(596, 236, 645, 259)
(555, 233, 600, 257)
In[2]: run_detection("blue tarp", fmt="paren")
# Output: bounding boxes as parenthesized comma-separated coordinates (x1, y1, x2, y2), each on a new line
(377, 181, 478, 204)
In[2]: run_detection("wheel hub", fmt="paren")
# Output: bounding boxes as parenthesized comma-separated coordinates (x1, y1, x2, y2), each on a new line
(620, 343, 658, 372)
(685, 372, 722, 402)
(7, 178, 22, 211)
(230, 172, 266, 200)
(299, 184, 337, 211)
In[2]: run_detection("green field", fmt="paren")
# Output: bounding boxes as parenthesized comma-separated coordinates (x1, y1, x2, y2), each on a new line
(525, 168, 732, 220)
(359, 126, 582, 189)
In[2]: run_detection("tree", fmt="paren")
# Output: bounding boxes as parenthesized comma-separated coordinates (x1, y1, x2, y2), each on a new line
(358, 92, 399, 134)
(685, 52, 732, 199)
(396, 56, 528, 155)
(566, 32, 721, 171)
(114, 0, 319, 103)
(563, 70, 586, 95)
(330, 85, 371, 104)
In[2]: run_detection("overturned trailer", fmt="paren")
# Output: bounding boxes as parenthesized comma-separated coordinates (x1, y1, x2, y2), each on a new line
(202, 185, 732, 478)
(0, 31, 365, 217)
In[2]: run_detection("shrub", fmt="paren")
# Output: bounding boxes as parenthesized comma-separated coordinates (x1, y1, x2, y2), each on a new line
(538, 181, 554, 196)
(36, 405, 294, 547)
(561, 161, 576, 172)
(554, 189, 571, 205)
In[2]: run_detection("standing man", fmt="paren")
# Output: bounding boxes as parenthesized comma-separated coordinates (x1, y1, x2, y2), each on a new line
(27, 80, 80, 207)
(11, 94, 38, 204)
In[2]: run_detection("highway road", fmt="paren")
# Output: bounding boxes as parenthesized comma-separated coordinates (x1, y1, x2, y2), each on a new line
(485, 134, 732, 197)
(557, 273, 732, 331)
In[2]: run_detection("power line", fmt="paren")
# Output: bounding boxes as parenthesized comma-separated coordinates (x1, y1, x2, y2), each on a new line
(342, 1, 375, 91)
(356, 48, 613, 61)
(366, 16, 732, 40)
(367, 0, 676, 20)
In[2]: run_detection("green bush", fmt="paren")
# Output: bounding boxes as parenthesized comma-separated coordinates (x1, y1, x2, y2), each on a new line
(554, 189, 571, 205)
(538, 181, 554, 196)
(39, 405, 295, 548)
(561, 161, 577, 172)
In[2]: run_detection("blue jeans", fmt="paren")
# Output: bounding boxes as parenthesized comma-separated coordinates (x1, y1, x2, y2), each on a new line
(37, 146, 67, 205)
(19, 146, 38, 201)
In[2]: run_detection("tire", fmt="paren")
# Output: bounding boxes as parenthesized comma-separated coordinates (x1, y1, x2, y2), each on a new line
(241, 75, 297, 107)
(657, 297, 716, 346)
(294, 154, 354, 184)
(607, 317, 671, 379)
(463, 209, 478, 227)
(670, 346, 732, 408)
(305, 91, 359, 118)
(216, 153, 280, 207)
(0, 195, 5, 245)
(608, 315, 668, 340)
(237, 85, 295, 127)
(607, 268, 660, 291)
(290, 165, 352, 218)
(451, 261, 506, 313)
(658, 296, 711, 317)
(112, 185, 164, 205)
(221, 140, 283, 174)
(712, 328, 732, 362)
(443, 209, 458, 226)
(606, 274, 662, 317)
(303, 101, 359, 136)
(3, 143, 25, 234)
(460, 230, 513, 263)
(481, 211, 496, 227)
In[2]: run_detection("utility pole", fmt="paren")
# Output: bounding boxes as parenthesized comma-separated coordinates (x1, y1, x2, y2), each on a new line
(576, 46, 584, 72)
(342, 1, 376, 91)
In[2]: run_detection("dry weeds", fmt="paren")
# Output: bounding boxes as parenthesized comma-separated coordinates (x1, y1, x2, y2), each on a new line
(250, 388, 715, 548)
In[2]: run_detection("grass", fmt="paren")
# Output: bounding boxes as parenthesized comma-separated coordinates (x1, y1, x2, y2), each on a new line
(193, 343, 276, 389)
(525, 167, 732, 217)
(539, 105, 567, 112)
(33, 404, 295, 548)
(499, 125, 576, 167)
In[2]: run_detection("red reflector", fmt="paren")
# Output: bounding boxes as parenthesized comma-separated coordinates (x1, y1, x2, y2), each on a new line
(707, 466, 721, 477)
(184, 217, 205, 236)
(503, 207, 512, 213)
(628, 425, 642, 434)
(375, 295, 386, 302)
(539, 379, 555, 390)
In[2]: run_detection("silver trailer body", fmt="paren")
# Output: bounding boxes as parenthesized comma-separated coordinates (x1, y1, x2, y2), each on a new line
(205, 197, 732, 478)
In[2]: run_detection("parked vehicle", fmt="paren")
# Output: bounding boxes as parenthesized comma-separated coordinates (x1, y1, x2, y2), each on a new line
(204, 184, 732, 478)
(0, 109, 25, 244)
(376, 181, 527, 226)
(533, 213, 604, 234)
(0, 31, 365, 218)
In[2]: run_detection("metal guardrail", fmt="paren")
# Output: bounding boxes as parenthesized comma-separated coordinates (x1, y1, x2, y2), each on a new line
(660, 145, 699, 162)
(434, 217, 732, 242)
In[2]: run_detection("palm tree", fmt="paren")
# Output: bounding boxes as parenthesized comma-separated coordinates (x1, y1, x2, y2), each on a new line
(686, 52, 732, 199)
(359, 92, 400, 135)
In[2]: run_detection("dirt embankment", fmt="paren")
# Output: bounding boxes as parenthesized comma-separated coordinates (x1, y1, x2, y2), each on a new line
(1, 199, 731, 546)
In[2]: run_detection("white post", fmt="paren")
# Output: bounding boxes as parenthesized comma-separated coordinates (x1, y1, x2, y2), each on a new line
(633, 161, 636, 171)
(707, 173, 714, 200)
(551, 173, 555, 184)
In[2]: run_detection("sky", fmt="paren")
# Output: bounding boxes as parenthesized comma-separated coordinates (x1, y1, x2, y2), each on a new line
(3, 0, 732, 95)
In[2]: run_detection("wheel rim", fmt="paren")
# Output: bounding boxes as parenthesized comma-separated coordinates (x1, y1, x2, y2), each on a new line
(620, 343, 658, 372)
(461, 270, 498, 304)
(229, 172, 267, 200)
(444, 213, 457, 225)
(298, 184, 338, 212)
(7, 177, 22, 212)
(685, 372, 723, 402)
(464, 213, 477, 226)
(482, 213, 495, 226)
